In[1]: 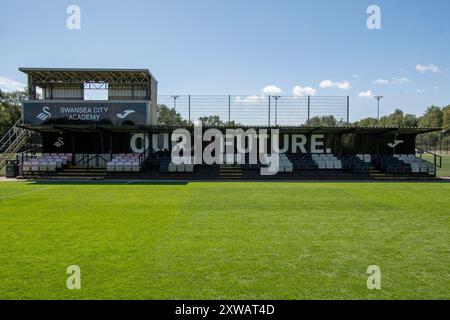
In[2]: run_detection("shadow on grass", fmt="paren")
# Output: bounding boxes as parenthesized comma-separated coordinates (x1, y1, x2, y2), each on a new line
(25, 178, 450, 186)
(28, 180, 190, 186)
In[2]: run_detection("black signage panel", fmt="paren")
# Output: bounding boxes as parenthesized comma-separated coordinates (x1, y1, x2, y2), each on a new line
(23, 101, 148, 126)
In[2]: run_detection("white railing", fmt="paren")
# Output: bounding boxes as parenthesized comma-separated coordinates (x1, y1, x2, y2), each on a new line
(0, 119, 32, 170)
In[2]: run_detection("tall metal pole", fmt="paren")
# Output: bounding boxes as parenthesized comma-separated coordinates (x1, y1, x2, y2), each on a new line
(268, 96, 271, 127)
(375, 96, 384, 124)
(307, 96, 311, 124)
(188, 95, 191, 124)
(273, 96, 281, 126)
(347, 96, 350, 125)
(377, 99, 380, 120)
(228, 95, 231, 124)
(171, 95, 179, 111)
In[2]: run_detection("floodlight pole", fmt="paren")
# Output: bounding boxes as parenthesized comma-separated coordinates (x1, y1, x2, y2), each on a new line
(171, 95, 180, 110)
(273, 96, 281, 126)
(375, 96, 384, 123)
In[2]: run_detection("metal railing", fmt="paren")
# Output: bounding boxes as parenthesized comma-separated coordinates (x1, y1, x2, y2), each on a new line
(0, 119, 34, 170)
(417, 148, 442, 168)
(0, 119, 24, 151)
(158, 95, 350, 126)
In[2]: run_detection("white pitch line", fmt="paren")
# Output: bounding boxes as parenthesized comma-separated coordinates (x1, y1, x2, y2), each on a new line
(0, 186, 55, 201)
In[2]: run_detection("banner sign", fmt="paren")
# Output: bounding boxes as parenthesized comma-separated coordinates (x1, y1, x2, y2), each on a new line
(42, 130, 416, 156)
(23, 101, 148, 126)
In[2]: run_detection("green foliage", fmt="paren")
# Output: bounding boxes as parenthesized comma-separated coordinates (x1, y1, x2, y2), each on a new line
(198, 115, 241, 126)
(157, 104, 189, 126)
(442, 105, 450, 131)
(419, 106, 443, 128)
(354, 110, 418, 128)
(198, 115, 223, 126)
(354, 117, 378, 127)
(156, 107, 239, 127)
(306, 115, 339, 127)
(379, 109, 419, 127)
(0, 90, 25, 135)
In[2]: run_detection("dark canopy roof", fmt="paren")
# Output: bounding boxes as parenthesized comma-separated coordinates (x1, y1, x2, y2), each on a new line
(19, 67, 156, 87)
(19, 124, 441, 135)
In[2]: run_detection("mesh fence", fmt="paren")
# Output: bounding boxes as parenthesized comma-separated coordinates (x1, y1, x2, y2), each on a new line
(158, 95, 349, 126)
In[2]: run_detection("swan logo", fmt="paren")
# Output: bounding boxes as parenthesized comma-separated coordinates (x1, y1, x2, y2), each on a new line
(116, 110, 136, 119)
(54, 137, 64, 148)
(388, 140, 404, 148)
(36, 107, 52, 121)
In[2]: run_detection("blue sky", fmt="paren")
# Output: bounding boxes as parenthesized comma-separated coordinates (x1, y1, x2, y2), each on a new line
(0, 0, 449, 121)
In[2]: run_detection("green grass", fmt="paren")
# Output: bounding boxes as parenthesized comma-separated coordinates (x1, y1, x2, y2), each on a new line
(421, 154, 450, 177)
(0, 181, 449, 300)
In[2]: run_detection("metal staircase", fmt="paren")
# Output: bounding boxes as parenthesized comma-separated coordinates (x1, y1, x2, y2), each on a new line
(0, 119, 33, 170)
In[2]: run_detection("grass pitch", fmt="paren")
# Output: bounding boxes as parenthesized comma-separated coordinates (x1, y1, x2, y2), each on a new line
(0, 181, 449, 300)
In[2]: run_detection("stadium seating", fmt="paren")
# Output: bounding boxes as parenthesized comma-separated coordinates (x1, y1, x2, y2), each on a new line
(106, 154, 141, 172)
(372, 155, 412, 174)
(278, 154, 293, 173)
(22, 153, 72, 173)
(338, 155, 371, 174)
(356, 154, 372, 163)
(286, 153, 316, 170)
(394, 154, 436, 175)
(161, 161, 194, 173)
(311, 154, 342, 170)
(241, 153, 263, 170)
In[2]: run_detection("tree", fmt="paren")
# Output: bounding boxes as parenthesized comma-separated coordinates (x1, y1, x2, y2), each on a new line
(419, 106, 443, 128)
(403, 113, 419, 127)
(306, 115, 338, 127)
(0, 90, 25, 136)
(354, 117, 378, 127)
(442, 105, 450, 131)
(196, 115, 241, 126)
(157, 104, 189, 126)
(198, 115, 224, 126)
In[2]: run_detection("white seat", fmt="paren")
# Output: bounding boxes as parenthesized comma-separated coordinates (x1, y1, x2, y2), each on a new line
(123, 161, 132, 172)
(47, 162, 57, 172)
(131, 162, 140, 172)
(115, 161, 124, 172)
(22, 162, 31, 172)
(106, 162, 115, 172)
(168, 163, 176, 172)
(39, 161, 48, 171)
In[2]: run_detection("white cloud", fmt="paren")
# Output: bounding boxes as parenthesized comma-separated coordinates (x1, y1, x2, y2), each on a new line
(352, 74, 360, 80)
(319, 80, 351, 90)
(0, 76, 26, 92)
(292, 85, 316, 97)
(416, 64, 441, 73)
(417, 89, 425, 93)
(392, 77, 412, 85)
(319, 80, 334, 88)
(358, 90, 374, 98)
(234, 95, 265, 104)
(373, 79, 389, 85)
(262, 85, 282, 95)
